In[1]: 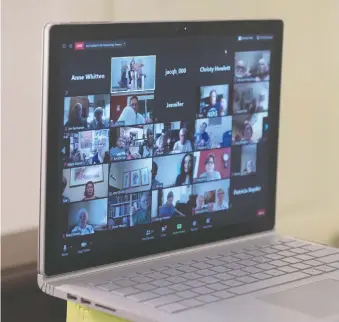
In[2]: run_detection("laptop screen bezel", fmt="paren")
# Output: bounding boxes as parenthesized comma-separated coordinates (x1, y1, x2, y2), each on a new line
(40, 20, 283, 276)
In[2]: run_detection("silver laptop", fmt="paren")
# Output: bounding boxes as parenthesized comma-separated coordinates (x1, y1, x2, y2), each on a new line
(38, 20, 339, 322)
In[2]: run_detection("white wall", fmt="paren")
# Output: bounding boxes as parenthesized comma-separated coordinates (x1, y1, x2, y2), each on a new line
(1, 0, 113, 235)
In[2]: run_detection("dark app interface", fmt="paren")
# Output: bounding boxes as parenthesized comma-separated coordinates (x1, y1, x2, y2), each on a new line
(59, 36, 273, 257)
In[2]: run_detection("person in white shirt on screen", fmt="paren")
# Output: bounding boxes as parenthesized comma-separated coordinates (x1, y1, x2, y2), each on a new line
(71, 209, 94, 235)
(172, 128, 193, 153)
(89, 107, 109, 129)
(215, 188, 229, 210)
(117, 96, 152, 126)
(199, 153, 221, 181)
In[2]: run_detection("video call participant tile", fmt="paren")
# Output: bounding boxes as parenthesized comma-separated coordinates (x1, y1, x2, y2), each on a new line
(192, 179, 230, 215)
(63, 129, 110, 168)
(232, 112, 268, 145)
(153, 121, 194, 156)
(110, 55, 156, 94)
(231, 144, 257, 177)
(152, 153, 194, 189)
(108, 158, 152, 195)
(107, 191, 152, 228)
(109, 125, 154, 161)
(233, 82, 269, 115)
(193, 148, 231, 183)
(110, 94, 154, 127)
(194, 116, 232, 150)
(151, 185, 193, 221)
(197, 84, 229, 118)
(65, 198, 108, 237)
(234, 51, 270, 83)
(64, 94, 111, 131)
(62, 164, 109, 203)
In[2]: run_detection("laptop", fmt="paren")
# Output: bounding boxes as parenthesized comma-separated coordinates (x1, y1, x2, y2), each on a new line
(38, 20, 339, 322)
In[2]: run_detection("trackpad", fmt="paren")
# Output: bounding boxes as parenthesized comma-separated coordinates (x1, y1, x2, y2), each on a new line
(259, 279, 339, 318)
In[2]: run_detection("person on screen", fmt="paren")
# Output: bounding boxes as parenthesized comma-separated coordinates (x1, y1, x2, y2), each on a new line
(199, 153, 222, 181)
(175, 153, 193, 185)
(89, 107, 109, 129)
(117, 96, 152, 126)
(130, 192, 151, 226)
(256, 91, 268, 112)
(134, 127, 153, 158)
(195, 122, 212, 149)
(159, 191, 176, 218)
(219, 97, 228, 116)
(65, 103, 88, 129)
(151, 162, 162, 189)
(62, 176, 70, 203)
(244, 160, 255, 174)
(235, 60, 251, 79)
(155, 130, 171, 155)
(255, 58, 270, 81)
(203, 90, 220, 118)
(83, 181, 98, 200)
(242, 121, 254, 143)
(215, 189, 229, 211)
(92, 135, 110, 164)
(110, 136, 127, 160)
(195, 195, 205, 210)
(71, 209, 94, 235)
(172, 128, 193, 153)
(221, 130, 232, 148)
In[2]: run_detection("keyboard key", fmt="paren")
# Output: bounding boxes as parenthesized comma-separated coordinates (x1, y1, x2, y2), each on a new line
(252, 256, 271, 263)
(136, 269, 154, 275)
(180, 299, 203, 308)
(97, 283, 121, 291)
(181, 272, 201, 280)
(176, 266, 197, 273)
(290, 248, 308, 254)
(214, 290, 235, 299)
(177, 290, 198, 299)
(144, 294, 182, 308)
(261, 248, 278, 254)
(303, 268, 323, 276)
(291, 263, 311, 270)
(134, 283, 156, 292)
(114, 279, 136, 287)
(214, 273, 234, 281)
(220, 256, 240, 263)
(233, 253, 253, 260)
(226, 263, 245, 270)
(159, 302, 187, 313)
(131, 276, 153, 284)
(236, 276, 258, 284)
(317, 265, 337, 273)
(196, 269, 215, 277)
(222, 279, 244, 287)
(246, 250, 265, 257)
(154, 287, 175, 296)
(146, 272, 168, 280)
(205, 254, 222, 260)
(208, 283, 230, 291)
(165, 263, 182, 268)
(229, 272, 309, 295)
(166, 276, 187, 284)
(151, 280, 172, 287)
(302, 244, 325, 252)
(211, 266, 230, 273)
(266, 269, 285, 277)
(308, 249, 339, 258)
(272, 245, 290, 251)
(228, 270, 248, 277)
(329, 262, 339, 269)
(318, 254, 339, 264)
(161, 269, 183, 276)
(270, 260, 288, 267)
(194, 286, 214, 295)
(251, 272, 272, 280)
(242, 266, 262, 274)
(294, 254, 313, 261)
(192, 262, 212, 270)
(278, 251, 296, 257)
(278, 266, 298, 273)
(208, 259, 226, 266)
(185, 280, 205, 288)
(304, 259, 323, 267)
(256, 263, 275, 270)
(284, 241, 308, 248)
(199, 276, 220, 284)
(170, 283, 191, 292)
(265, 254, 283, 260)
(179, 260, 198, 266)
(281, 257, 301, 264)
(238, 260, 257, 266)
(111, 287, 140, 297)
(199, 294, 220, 303)
(128, 291, 158, 302)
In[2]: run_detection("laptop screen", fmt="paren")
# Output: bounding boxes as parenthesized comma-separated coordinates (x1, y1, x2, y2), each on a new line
(42, 22, 282, 275)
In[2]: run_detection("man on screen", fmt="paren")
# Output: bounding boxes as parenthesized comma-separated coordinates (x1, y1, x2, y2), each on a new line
(130, 192, 151, 226)
(71, 209, 94, 235)
(117, 96, 152, 126)
(172, 128, 193, 153)
(195, 122, 212, 149)
(62, 176, 70, 203)
(110, 136, 127, 160)
(89, 107, 109, 129)
(134, 127, 153, 158)
(203, 90, 220, 118)
(151, 162, 162, 189)
(159, 191, 176, 218)
(65, 103, 88, 129)
(255, 58, 270, 81)
(199, 153, 221, 181)
(215, 188, 229, 210)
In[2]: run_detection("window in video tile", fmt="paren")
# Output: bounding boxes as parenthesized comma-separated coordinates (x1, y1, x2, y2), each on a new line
(152, 185, 193, 221)
(192, 179, 230, 215)
(232, 112, 268, 145)
(66, 199, 108, 237)
(64, 94, 111, 131)
(233, 82, 269, 115)
(194, 116, 232, 150)
(198, 84, 229, 118)
(153, 153, 194, 189)
(110, 94, 154, 127)
(64, 129, 110, 167)
(153, 121, 194, 155)
(109, 125, 154, 161)
(193, 148, 231, 183)
(62, 164, 109, 203)
(107, 191, 151, 228)
(234, 51, 270, 82)
(231, 144, 257, 177)
(111, 56, 156, 94)
(108, 158, 152, 195)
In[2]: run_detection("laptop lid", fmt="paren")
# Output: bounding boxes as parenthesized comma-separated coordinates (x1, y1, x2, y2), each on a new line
(39, 20, 283, 276)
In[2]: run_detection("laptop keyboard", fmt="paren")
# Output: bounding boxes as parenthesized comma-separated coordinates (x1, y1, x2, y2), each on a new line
(78, 238, 339, 313)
